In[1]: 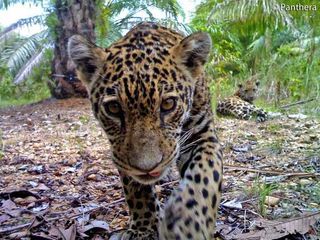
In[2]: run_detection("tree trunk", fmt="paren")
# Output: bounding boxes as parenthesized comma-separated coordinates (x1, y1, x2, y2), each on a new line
(49, 0, 96, 99)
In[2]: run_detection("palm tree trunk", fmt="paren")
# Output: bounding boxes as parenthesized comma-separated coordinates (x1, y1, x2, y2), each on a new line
(49, 0, 96, 99)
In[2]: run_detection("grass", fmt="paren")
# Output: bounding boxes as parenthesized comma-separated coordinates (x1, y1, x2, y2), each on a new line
(266, 123, 282, 134)
(244, 179, 278, 217)
(263, 138, 285, 155)
(256, 96, 320, 118)
(288, 100, 320, 118)
(0, 96, 49, 109)
(255, 98, 281, 113)
(79, 115, 91, 125)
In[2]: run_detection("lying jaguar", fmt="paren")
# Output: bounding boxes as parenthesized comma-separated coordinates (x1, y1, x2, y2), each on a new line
(68, 22, 223, 239)
(217, 79, 268, 122)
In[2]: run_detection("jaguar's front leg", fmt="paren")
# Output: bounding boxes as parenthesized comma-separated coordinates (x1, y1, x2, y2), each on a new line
(254, 107, 268, 122)
(160, 119, 223, 240)
(110, 172, 160, 240)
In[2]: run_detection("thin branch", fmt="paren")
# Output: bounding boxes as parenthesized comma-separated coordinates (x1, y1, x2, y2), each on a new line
(224, 164, 320, 178)
(280, 98, 315, 109)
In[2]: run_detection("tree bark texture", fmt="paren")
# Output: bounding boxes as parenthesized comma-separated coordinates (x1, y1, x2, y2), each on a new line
(49, 0, 96, 98)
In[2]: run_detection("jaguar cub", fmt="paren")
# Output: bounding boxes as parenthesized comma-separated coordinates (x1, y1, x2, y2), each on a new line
(217, 79, 267, 122)
(68, 22, 223, 239)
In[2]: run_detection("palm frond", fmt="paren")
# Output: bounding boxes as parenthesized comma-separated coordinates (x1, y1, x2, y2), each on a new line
(0, 15, 46, 42)
(106, 0, 150, 17)
(1, 30, 49, 76)
(105, 0, 184, 25)
(0, 31, 21, 54)
(248, 35, 265, 54)
(208, 0, 296, 32)
(153, 19, 192, 34)
(147, 0, 185, 20)
(97, 0, 185, 46)
(298, 36, 320, 49)
(0, 0, 43, 9)
(14, 44, 53, 84)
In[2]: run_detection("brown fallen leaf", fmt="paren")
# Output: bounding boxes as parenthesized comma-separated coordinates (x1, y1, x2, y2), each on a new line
(1, 199, 17, 210)
(10, 155, 33, 165)
(31, 183, 50, 192)
(83, 220, 110, 233)
(0, 190, 40, 200)
(227, 212, 320, 240)
(8, 230, 28, 239)
(47, 226, 63, 239)
(58, 221, 77, 240)
(30, 233, 56, 240)
(14, 196, 37, 206)
(28, 215, 45, 231)
(6, 210, 23, 219)
(0, 214, 10, 224)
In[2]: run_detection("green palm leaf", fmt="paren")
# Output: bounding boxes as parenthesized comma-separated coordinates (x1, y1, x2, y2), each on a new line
(14, 43, 52, 83)
(0, 0, 42, 9)
(0, 15, 46, 42)
(208, 0, 295, 33)
(1, 30, 51, 82)
(97, 0, 184, 46)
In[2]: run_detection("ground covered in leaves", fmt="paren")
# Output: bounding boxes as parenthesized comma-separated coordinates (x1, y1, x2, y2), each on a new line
(0, 98, 319, 240)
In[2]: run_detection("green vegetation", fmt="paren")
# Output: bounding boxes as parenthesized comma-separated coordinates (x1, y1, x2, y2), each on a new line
(0, 0, 183, 107)
(266, 123, 282, 134)
(288, 180, 320, 205)
(191, 0, 320, 117)
(259, 138, 285, 155)
(79, 115, 91, 125)
(244, 180, 278, 217)
(0, 46, 51, 108)
(0, 0, 319, 116)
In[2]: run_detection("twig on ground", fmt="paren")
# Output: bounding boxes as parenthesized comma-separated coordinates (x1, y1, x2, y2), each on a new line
(280, 98, 315, 109)
(224, 165, 320, 178)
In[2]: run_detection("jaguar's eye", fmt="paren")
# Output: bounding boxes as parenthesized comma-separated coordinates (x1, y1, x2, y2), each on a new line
(104, 101, 122, 116)
(161, 97, 177, 113)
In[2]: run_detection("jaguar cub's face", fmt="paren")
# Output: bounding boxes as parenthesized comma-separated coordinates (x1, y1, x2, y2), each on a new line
(237, 80, 260, 103)
(68, 24, 211, 184)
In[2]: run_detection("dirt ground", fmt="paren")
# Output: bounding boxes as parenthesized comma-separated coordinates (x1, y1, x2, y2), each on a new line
(0, 98, 319, 239)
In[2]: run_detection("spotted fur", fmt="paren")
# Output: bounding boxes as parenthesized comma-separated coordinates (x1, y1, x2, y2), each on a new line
(68, 22, 223, 239)
(217, 79, 268, 122)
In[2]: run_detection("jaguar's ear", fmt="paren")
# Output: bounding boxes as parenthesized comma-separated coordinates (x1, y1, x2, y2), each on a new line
(174, 32, 211, 77)
(68, 35, 107, 86)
